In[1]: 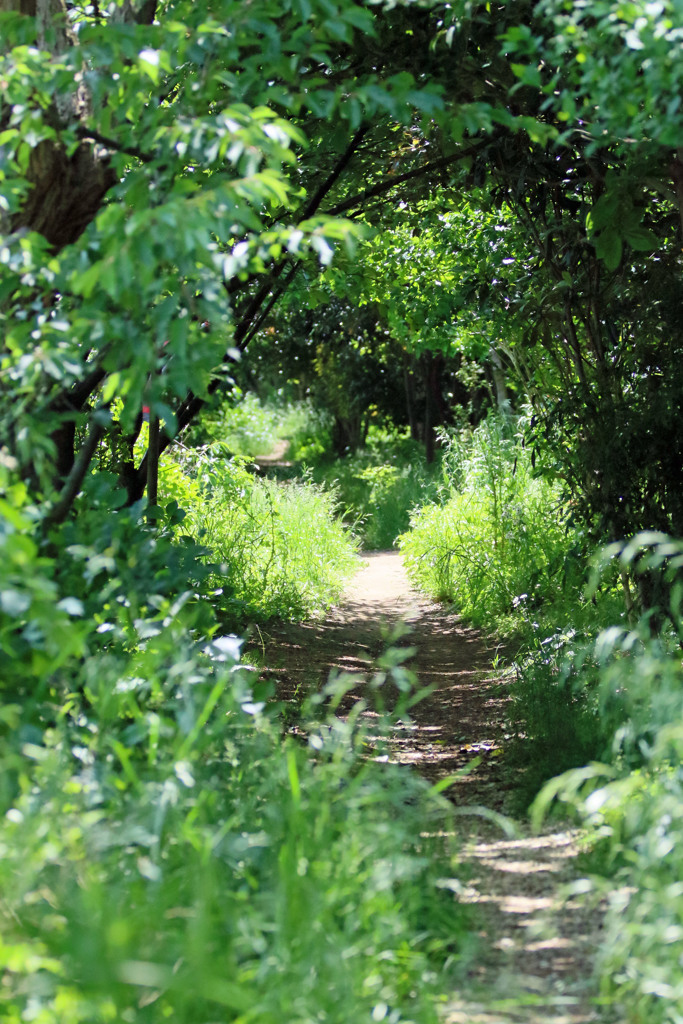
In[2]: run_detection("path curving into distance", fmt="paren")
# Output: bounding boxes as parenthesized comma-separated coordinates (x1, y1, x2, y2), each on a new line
(252, 552, 613, 1024)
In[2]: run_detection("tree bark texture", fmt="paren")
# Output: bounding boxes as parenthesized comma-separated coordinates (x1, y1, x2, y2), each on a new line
(1, 0, 144, 498)
(0, 0, 34, 12)
(18, 141, 116, 249)
(2, 0, 158, 250)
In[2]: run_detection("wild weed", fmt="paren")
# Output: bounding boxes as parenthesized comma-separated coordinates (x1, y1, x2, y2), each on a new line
(528, 535, 683, 1022)
(163, 448, 360, 624)
(185, 392, 334, 462)
(276, 398, 333, 462)
(311, 429, 442, 550)
(185, 390, 282, 456)
(399, 415, 577, 626)
(0, 625, 472, 1024)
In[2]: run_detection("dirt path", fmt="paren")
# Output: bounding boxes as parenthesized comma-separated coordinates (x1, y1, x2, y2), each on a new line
(251, 552, 613, 1024)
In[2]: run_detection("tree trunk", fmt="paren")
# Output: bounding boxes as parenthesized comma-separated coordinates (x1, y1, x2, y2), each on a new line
(403, 361, 419, 441)
(3, 0, 156, 251)
(17, 141, 116, 250)
(489, 347, 510, 413)
(0, 3, 116, 248)
(2, 0, 135, 491)
(52, 420, 77, 481)
(146, 414, 160, 514)
(423, 352, 436, 464)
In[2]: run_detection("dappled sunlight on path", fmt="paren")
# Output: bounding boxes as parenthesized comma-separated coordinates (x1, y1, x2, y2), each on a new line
(446, 828, 609, 1024)
(249, 551, 613, 1024)
(253, 551, 512, 801)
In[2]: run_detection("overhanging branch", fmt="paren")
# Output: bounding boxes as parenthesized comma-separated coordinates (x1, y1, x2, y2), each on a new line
(323, 142, 487, 218)
(43, 415, 105, 528)
(75, 125, 155, 164)
(128, 134, 484, 500)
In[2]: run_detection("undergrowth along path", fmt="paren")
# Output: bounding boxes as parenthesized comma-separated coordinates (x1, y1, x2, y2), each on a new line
(252, 552, 613, 1024)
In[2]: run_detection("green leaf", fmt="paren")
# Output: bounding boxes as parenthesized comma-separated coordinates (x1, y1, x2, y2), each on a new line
(102, 372, 122, 404)
(625, 226, 659, 252)
(510, 62, 542, 88)
(200, 978, 254, 1011)
(0, 499, 29, 531)
(594, 230, 622, 270)
(138, 48, 161, 84)
(56, 597, 85, 617)
(587, 192, 620, 233)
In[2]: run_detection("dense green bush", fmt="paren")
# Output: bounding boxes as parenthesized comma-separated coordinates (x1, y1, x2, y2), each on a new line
(507, 533, 669, 797)
(278, 399, 333, 463)
(530, 535, 683, 1024)
(160, 447, 360, 623)
(0, 446, 471, 1023)
(0, 463, 211, 716)
(0, 615, 472, 1024)
(399, 416, 576, 625)
(506, 627, 609, 800)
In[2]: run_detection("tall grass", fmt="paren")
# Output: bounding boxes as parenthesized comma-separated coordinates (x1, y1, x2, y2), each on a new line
(311, 430, 442, 550)
(186, 391, 333, 461)
(0, 621, 472, 1024)
(160, 447, 360, 623)
(530, 535, 683, 1024)
(399, 416, 576, 626)
(187, 390, 283, 456)
(183, 395, 442, 552)
(0, 423, 474, 1024)
(398, 415, 630, 796)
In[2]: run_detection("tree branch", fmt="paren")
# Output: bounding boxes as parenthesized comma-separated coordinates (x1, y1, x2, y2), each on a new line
(129, 133, 476, 499)
(323, 143, 487, 218)
(240, 261, 302, 351)
(68, 364, 107, 409)
(146, 413, 160, 513)
(111, 0, 157, 25)
(43, 415, 105, 527)
(300, 123, 371, 219)
(48, 365, 107, 481)
(75, 125, 155, 164)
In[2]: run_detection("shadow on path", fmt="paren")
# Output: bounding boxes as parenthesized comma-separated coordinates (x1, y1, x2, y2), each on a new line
(250, 552, 513, 804)
(248, 551, 612, 1024)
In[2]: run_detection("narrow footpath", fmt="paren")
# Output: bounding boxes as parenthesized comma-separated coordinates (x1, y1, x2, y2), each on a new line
(252, 552, 614, 1024)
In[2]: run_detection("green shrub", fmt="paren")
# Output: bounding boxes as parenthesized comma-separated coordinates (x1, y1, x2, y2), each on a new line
(172, 449, 360, 622)
(529, 535, 683, 1023)
(399, 415, 575, 625)
(311, 429, 441, 550)
(0, 478, 91, 700)
(0, 625, 471, 1024)
(506, 628, 609, 802)
(0, 459, 472, 1024)
(0, 464, 211, 716)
